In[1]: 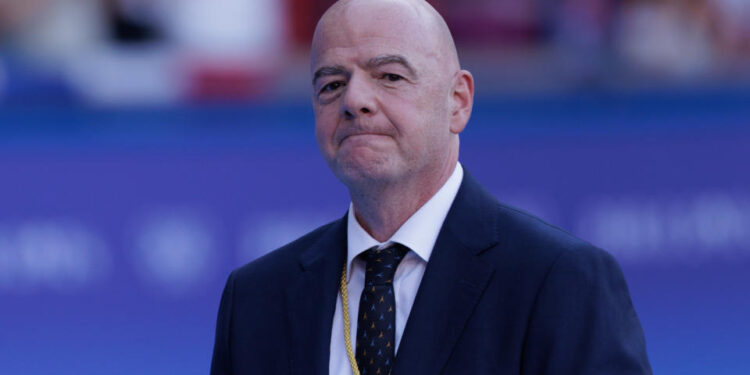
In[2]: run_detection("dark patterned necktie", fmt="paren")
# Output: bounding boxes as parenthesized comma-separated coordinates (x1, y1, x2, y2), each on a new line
(355, 243, 408, 375)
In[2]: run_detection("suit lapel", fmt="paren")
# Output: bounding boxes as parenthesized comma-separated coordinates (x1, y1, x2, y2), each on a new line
(286, 217, 347, 375)
(393, 171, 499, 374)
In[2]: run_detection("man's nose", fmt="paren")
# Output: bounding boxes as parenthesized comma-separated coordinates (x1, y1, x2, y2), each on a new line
(341, 73, 377, 119)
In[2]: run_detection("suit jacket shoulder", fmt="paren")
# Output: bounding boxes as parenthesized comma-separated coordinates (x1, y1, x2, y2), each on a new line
(490, 204, 651, 374)
(232, 219, 340, 288)
(493, 200, 622, 283)
(398, 171, 653, 375)
(211, 217, 347, 375)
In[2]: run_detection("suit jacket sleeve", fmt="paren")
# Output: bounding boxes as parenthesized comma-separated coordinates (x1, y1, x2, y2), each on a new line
(521, 245, 652, 375)
(210, 270, 236, 375)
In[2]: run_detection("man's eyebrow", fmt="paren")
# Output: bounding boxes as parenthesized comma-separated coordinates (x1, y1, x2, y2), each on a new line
(366, 55, 417, 78)
(313, 65, 348, 85)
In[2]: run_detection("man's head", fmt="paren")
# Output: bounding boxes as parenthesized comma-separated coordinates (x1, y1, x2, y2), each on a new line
(311, 0, 474, 191)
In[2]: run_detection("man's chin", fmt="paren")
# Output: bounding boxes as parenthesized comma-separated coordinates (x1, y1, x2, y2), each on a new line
(332, 159, 400, 188)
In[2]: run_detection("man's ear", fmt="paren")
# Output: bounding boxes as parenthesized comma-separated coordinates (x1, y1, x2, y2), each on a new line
(449, 69, 474, 134)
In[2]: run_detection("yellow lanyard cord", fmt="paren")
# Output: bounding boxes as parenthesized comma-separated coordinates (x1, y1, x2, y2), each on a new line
(340, 265, 361, 375)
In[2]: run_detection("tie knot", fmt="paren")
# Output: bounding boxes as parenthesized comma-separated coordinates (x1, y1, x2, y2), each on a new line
(363, 244, 408, 286)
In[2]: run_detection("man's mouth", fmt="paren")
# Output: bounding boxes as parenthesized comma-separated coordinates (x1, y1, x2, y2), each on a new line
(340, 133, 391, 145)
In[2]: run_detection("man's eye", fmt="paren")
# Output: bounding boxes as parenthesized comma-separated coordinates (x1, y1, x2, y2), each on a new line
(382, 73, 403, 82)
(320, 81, 344, 94)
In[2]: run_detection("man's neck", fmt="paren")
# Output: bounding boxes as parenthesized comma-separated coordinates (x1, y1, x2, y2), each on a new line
(349, 160, 457, 242)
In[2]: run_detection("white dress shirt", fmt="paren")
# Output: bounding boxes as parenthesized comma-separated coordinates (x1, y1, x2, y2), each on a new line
(329, 162, 464, 375)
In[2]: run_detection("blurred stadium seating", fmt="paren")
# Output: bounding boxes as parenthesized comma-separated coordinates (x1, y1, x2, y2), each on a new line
(1, 0, 748, 104)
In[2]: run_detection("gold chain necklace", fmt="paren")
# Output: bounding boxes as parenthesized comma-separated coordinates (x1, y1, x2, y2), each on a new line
(340, 265, 361, 375)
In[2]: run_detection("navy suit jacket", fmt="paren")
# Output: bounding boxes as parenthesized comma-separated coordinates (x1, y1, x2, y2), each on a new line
(210, 171, 652, 374)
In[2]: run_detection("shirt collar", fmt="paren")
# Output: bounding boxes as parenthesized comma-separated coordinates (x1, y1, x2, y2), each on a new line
(346, 162, 464, 280)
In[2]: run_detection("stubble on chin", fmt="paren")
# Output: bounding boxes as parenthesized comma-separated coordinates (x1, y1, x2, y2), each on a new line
(330, 150, 399, 190)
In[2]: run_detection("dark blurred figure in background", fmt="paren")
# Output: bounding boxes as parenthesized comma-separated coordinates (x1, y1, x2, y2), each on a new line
(103, 0, 163, 44)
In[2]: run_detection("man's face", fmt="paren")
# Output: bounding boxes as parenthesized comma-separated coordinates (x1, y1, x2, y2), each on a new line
(311, 1, 457, 187)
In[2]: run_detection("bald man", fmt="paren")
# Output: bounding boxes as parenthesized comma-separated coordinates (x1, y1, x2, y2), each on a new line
(210, 1, 652, 374)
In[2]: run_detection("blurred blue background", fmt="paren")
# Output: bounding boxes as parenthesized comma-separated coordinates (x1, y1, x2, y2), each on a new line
(1, 0, 749, 374)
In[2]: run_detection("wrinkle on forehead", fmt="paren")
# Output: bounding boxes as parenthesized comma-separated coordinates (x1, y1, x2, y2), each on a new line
(311, 0, 459, 75)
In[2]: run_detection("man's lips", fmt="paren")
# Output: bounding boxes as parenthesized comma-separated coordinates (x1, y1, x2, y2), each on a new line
(339, 132, 392, 145)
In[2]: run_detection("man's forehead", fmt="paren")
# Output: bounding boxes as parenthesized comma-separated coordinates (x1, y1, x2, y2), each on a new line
(313, 41, 421, 67)
(311, 0, 458, 79)
(310, 25, 432, 78)
(312, 1, 436, 57)
(324, 0, 425, 29)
